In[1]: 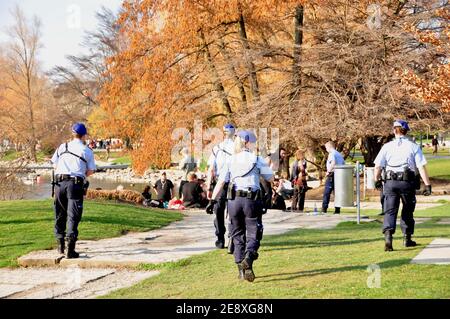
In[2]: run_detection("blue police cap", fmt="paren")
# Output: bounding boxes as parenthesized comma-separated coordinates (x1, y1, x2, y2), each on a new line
(72, 123, 88, 136)
(393, 120, 410, 131)
(223, 123, 235, 133)
(236, 130, 257, 143)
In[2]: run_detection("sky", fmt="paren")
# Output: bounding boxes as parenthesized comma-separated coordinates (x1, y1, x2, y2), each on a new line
(0, 0, 124, 72)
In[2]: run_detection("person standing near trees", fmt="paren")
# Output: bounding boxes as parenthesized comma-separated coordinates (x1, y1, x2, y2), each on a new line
(374, 120, 432, 252)
(431, 135, 439, 155)
(291, 149, 309, 212)
(269, 148, 290, 180)
(105, 141, 111, 161)
(321, 141, 345, 214)
(178, 147, 197, 198)
(51, 123, 96, 259)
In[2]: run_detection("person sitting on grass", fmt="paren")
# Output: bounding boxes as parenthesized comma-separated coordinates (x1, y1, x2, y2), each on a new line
(153, 172, 174, 208)
(181, 172, 208, 208)
(142, 185, 152, 206)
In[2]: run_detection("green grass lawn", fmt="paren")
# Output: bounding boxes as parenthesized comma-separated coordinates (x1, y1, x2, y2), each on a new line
(0, 199, 183, 268)
(94, 151, 131, 165)
(423, 148, 449, 155)
(111, 155, 132, 165)
(426, 157, 450, 181)
(105, 203, 450, 299)
(342, 201, 449, 218)
(0, 150, 49, 162)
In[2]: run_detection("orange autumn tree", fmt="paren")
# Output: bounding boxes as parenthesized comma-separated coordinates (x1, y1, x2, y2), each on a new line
(400, 5, 450, 114)
(95, 0, 449, 172)
(0, 6, 49, 162)
(96, 0, 311, 173)
(244, 0, 449, 164)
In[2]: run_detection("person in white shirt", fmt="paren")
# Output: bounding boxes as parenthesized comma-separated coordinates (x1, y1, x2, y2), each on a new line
(374, 119, 432, 251)
(321, 141, 345, 214)
(51, 123, 96, 258)
(205, 123, 235, 249)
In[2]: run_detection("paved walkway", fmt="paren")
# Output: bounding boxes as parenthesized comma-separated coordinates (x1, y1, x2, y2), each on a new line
(411, 238, 450, 265)
(0, 268, 157, 299)
(17, 211, 362, 268)
(3, 210, 364, 299)
(298, 200, 442, 210)
(2, 200, 447, 299)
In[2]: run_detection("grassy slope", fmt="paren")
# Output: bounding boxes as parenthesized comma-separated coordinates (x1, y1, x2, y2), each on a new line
(0, 199, 183, 268)
(94, 151, 131, 165)
(105, 203, 450, 299)
(426, 157, 450, 181)
(342, 201, 450, 218)
(0, 150, 49, 162)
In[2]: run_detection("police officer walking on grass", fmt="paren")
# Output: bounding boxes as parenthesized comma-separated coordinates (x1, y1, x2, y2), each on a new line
(205, 123, 235, 249)
(374, 120, 432, 252)
(208, 130, 274, 282)
(51, 123, 96, 258)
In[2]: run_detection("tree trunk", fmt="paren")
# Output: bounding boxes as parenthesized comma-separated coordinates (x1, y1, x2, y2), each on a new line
(291, 5, 304, 101)
(199, 30, 233, 115)
(237, 10, 260, 102)
(26, 69, 38, 162)
(218, 37, 248, 111)
(361, 136, 389, 167)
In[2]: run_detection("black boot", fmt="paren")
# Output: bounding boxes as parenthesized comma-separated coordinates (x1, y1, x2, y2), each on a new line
(403, 234, 417, 247)
(237, 263, 245, 280)
(241, 253, 256, 282)
(67, 238, 80, 259)
(57, 238, 65, 254)
(215, 239, 225, 249)
(384, 231, 393, 252)
(227, 239, 234, 254)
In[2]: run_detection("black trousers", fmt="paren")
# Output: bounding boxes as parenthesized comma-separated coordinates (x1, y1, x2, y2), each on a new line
(322, 175, 340, 213)
(213, 184, 228, 241)
(382, 180, 416, 235)
(228, 197, 263, 263)
(54, 180, 84, 241)
(292, 183, 306, 210)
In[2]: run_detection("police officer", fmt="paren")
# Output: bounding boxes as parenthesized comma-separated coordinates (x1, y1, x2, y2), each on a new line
(51, 123, 96, 258)
(205, 123, 235, 249)
(208, 130, 274, 282)
(321, 141, 345, 214)
(374, 120, 432, 251)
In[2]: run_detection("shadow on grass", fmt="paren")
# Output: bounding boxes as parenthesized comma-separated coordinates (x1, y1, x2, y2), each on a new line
(263, 236, 382, 251)
(0, 242, 34, 249)
(0, 218, 53, 225)
(257, 258, 411, 283)
(263, 233, 448, 252)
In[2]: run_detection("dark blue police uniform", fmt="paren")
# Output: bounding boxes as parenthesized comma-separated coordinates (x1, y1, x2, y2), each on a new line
(374, 120, 430, 251)
(51, 123, 96, 258)
(215, 130, 273, 282)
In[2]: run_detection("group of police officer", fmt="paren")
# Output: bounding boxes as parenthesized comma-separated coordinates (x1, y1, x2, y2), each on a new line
(51, 119, 432, 282)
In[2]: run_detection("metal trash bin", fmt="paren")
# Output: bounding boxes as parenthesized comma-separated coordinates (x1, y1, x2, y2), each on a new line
(365, 167, 376, 190)
(334, 165, 354, 207)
